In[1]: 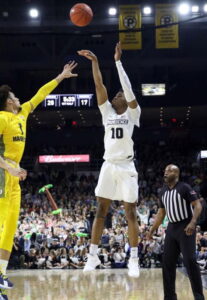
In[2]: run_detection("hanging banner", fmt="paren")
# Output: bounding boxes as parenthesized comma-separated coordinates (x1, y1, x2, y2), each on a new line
(119, 5, 142, 50)
(155, 4, 179, 49)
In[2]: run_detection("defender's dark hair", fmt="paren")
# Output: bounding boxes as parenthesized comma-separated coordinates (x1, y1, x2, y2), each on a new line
(0, 85, 11, 110)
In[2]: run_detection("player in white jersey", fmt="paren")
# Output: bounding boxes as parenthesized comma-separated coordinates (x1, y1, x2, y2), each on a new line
(78, 42, 141, 277)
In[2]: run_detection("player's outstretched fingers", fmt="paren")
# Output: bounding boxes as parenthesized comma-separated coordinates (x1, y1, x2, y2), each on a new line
(69, 62, 78, 70)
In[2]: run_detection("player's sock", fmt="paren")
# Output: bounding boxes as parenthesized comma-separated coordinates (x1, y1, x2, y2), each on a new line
(130, 247, 138, 259)
(0, 260, 8, 275)
(89, 244, 98, 256)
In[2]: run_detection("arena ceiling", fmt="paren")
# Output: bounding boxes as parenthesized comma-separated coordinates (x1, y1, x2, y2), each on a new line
(1, 0, 207, 119)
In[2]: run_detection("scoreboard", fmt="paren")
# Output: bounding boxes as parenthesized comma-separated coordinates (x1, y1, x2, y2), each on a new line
(43, 94, 93, 108)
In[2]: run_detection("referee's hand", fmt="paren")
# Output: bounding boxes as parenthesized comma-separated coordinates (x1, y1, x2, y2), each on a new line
(184, 221, 196, 236)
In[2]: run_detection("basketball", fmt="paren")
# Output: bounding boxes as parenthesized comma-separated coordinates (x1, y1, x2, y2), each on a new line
(69, 3, 93, 27)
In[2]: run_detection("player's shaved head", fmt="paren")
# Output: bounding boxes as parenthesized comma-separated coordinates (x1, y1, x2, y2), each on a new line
(111, 91, 128, 114)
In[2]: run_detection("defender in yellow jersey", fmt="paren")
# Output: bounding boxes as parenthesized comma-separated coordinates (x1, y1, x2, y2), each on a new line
(0, 61, 78, 291)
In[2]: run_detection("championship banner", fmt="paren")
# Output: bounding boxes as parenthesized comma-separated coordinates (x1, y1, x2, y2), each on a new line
(155, 4, 179, 49)
(119, 5, 142, 50)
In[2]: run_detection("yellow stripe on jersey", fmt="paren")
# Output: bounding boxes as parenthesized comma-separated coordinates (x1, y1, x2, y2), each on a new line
(0, 79, 58, 163)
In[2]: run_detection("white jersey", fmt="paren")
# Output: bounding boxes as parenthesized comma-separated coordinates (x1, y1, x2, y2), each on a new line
(99, 100, 141, 163)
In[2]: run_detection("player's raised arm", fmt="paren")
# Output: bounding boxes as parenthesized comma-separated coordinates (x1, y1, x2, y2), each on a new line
(77, 50, 108, 106)
(22, 61, 78, 113)
(114, 42, 138, 109)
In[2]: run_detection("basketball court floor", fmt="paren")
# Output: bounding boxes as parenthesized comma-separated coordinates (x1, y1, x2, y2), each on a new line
(7, 268, 207, 300)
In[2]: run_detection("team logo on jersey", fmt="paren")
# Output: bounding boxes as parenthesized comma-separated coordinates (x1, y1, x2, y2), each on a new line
(107, 119, 129, 125)
(190, 190, 196, 195)
(19, 116, 25, 121)
(13, 136, 26, 142)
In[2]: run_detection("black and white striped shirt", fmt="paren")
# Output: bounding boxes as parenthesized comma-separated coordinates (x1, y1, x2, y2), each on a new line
(159, 182, 198, 223)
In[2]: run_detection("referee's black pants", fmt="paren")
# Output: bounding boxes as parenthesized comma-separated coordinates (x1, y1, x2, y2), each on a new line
(162, 219, 205, 300)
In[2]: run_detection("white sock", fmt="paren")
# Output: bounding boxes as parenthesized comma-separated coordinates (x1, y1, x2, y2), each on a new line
(130, 247, 138, 259)
(89, 244, 98, 256)
(0, 259, 8, 275)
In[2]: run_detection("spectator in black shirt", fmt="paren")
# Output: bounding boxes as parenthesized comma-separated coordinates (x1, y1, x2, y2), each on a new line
(148, 164, 205, 300)
(49, 239, 60, 251)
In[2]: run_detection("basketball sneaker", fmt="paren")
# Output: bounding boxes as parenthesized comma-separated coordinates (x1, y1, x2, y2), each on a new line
(83, 254, 101, 272)
(0, 289, 8, 300)
(0, 273, 14, 290)
(128, 258, 140, 278)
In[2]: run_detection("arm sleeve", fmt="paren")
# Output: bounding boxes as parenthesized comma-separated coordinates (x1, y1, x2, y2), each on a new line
(21, 79, 58, 114)
(127, 105, 141, 127)
(0, 115, 7, 134)
(115, 60, 135, 102)
(183, 183, 198, 203)
(98, 100, 115, 125)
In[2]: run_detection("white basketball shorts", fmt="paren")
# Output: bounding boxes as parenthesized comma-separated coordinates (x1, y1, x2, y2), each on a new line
(95, 160, 138, 203)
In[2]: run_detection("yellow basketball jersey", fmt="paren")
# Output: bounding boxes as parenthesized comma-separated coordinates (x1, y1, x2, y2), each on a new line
(0, 102, 31, 163)
(0, 79, 58, 164)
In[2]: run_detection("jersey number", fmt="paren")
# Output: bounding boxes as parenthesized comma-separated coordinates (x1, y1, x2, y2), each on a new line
(18, 123, 24, 135)
(111, 128, 123, 139)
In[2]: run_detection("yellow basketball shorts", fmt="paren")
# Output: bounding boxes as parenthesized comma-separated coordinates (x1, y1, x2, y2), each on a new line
(0, 166, 21, 252)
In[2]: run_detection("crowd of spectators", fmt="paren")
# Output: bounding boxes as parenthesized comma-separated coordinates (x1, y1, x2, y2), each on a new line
(9, 144, 207, 274)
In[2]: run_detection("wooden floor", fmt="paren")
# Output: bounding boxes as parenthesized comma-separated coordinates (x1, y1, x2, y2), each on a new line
(7, 269, 207, 300)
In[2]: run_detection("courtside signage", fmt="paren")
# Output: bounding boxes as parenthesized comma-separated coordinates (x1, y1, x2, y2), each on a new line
(39, 155, 90, 163)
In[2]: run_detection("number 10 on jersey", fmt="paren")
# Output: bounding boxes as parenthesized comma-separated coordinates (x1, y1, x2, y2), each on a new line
(111, 128, 123, 139)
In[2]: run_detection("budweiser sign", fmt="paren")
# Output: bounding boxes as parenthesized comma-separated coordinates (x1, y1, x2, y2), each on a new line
(39, 155, 90, 163)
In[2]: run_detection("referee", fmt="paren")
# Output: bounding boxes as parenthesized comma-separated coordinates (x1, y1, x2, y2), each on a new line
(148, 164, 205, 300)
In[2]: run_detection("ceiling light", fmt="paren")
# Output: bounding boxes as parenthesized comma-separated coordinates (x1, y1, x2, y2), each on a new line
(178, 3, 190, 15)
(204, 4, 207, 12)
(29, 8, 39, 18)
(108, 7, 117, 16)
(192, 5, 199, 13)
(143, 6, 152, 15)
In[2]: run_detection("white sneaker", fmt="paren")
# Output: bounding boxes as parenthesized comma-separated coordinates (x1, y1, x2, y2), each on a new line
(83, 254, 101, 272)
(128, 258, 140, 278)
